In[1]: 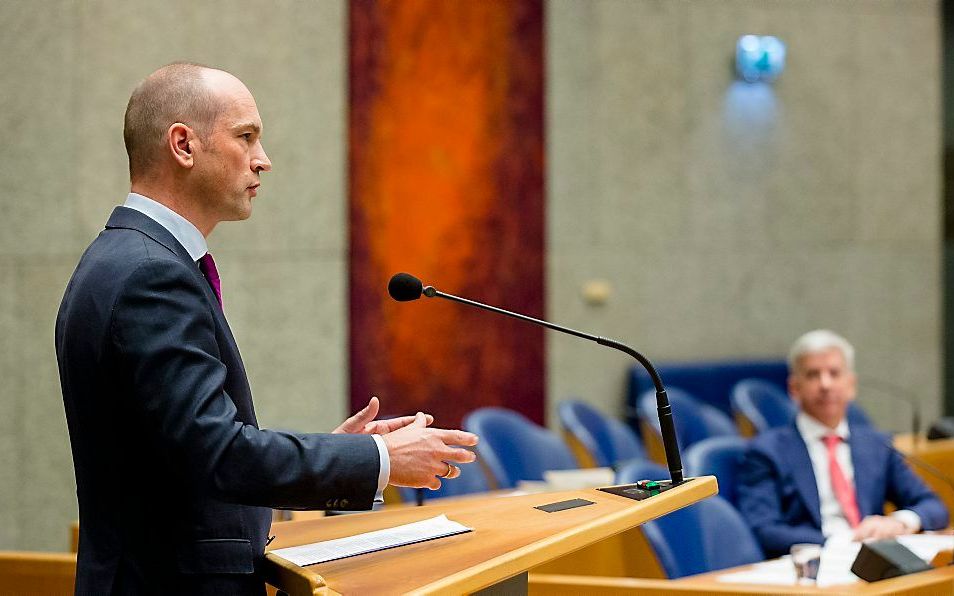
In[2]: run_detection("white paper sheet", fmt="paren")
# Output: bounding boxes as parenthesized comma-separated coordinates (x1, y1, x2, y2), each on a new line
(716, 557, 798, 585)
(271, 514, 472, 567)
(716, 532, 952, 587)
(543, 467, 615, 490)
(816, 535, 861, 587)
(897, 533, 954, 563)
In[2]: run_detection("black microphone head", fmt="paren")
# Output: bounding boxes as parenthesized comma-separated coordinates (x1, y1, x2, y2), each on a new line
(388, 273, 423, 301)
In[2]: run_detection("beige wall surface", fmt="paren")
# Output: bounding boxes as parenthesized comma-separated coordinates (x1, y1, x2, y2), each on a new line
(0, 0, 347, 550)
(0, 0, 943, 551)
(546, 0, 942, 430)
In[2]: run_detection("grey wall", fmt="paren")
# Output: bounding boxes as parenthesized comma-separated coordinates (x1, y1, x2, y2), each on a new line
(0, 0, 943, 551)
(546, 0, 942, 430)
(0, 0, 348, 550)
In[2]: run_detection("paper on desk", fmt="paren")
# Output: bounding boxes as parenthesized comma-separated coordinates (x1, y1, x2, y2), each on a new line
(543, 467, 615, 490)
(816, 534, 861, 587)
(897, 533, 954, 563)
(717, 532, 952, 588)
(271, 514, 472, 567)
(716, 557, 798, 585)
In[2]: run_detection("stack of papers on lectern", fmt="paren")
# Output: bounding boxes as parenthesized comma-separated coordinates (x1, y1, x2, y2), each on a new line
(271, 515, 472, 566)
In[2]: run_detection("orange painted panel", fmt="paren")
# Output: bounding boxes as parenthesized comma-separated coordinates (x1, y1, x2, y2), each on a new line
(349, 0, 545, 426)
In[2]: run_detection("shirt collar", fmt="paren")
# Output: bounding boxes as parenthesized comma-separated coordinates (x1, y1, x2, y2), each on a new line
(796, 410, 850, 442)
(123, 193, 208, 262)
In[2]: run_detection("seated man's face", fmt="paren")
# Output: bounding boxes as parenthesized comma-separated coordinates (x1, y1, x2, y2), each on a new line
(789, 347, 857, 429)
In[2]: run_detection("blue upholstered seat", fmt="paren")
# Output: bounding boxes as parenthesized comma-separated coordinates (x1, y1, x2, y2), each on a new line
(627, 360, 788, 424)
(730, 379, 797, 433)
(638, 387, 738, 452)
(463, 407, 578, 489)
(557, 400, 645, 467)
(616, 460, 765, 578)
(683, 435, 748, 506)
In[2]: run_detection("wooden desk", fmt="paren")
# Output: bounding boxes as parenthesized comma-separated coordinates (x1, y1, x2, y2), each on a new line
(893, 434, 954, 516)
(0, 551, 77, 596)
(265, 478, 717, 595)
(530, 564, 954, 595)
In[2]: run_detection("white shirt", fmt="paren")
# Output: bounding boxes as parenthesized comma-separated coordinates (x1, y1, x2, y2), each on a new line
(122, 193, 390, 500)
(795, 412, 919, 536)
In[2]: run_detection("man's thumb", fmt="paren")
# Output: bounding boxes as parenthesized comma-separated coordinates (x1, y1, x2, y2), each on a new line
(413, 411, 427, 427)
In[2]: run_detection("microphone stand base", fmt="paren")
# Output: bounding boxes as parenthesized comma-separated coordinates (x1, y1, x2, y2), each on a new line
(598, 478, 692, 501)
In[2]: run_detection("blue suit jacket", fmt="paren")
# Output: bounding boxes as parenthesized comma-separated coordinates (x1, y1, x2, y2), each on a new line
(737, 421, 948, 558)
(56, 207, 379, 595)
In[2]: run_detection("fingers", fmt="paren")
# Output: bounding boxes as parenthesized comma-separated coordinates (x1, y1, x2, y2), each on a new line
(853, 517, 906, 541)
(431, 429, 479, 447)
(413, 411, 428, 428)
(441, 464, 461, 479)
(333, 396, 380, 434)
(359, 396, 380, 423)
(364, 413, 435, 434)
(441, 447, 478, 464)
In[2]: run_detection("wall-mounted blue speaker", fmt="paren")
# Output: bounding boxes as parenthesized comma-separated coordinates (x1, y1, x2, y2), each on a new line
(735, 35, 786, 83)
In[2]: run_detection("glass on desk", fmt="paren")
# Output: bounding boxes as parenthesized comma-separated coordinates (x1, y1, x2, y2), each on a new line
(790, 543, 822, 582)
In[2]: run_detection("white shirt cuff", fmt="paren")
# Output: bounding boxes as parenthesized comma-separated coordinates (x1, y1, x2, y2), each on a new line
(371, 434, 390, 503)
(891, 509, 922, 532)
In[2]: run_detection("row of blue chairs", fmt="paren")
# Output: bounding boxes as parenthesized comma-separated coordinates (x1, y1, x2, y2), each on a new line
(399, 398, 779, 578)
(405, 379, 830, 504)
(637, 379, 872, 454)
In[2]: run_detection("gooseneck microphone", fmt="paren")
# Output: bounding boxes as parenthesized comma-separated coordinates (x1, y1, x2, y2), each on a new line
(387, 272, 685, 488)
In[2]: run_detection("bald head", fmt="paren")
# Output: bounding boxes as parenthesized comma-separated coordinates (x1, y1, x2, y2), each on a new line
(123, 62, 224, 180)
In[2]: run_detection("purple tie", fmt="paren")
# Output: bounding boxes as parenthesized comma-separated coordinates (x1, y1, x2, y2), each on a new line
(198, 253, 222, 307)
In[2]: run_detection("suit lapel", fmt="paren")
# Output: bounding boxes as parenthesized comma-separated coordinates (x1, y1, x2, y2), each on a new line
(847, 428, 875, 517)
(106, 207, 221, 311)
(784, 426, 823, 528)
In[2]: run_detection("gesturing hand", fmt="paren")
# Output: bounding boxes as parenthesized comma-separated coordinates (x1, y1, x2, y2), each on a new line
(382, 412, 479, 490)
(333, 396, 434, 434)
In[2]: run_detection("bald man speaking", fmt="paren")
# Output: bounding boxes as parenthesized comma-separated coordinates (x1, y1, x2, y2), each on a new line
(55, 63, 477, 595)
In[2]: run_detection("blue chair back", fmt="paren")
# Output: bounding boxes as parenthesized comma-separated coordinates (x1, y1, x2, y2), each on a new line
(683, 435, 748, 506)
(731, 378, 874, 432)
(616, 460, 763, 578)
(731, 379, 796, 433)
(558, 400, 645, 467)
(628, 360, 788, 422)
(397, 452, 490, 503)
(463, 407, 578, 488)
(638, 387, 738, 451)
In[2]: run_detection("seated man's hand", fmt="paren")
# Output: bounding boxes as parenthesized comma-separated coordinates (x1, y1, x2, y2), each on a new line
(333, 396, 434, 434)
(853, 515, 911, 541)
(382, 412, 479, 490)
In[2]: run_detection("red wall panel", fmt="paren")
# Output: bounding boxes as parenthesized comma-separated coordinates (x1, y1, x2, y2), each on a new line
(349, 0, 545, 426)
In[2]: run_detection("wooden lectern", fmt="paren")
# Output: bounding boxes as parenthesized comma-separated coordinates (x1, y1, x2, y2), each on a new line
(263, 476, 717, 595)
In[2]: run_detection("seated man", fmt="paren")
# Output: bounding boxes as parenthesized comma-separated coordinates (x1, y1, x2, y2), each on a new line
(737, 330, 947, 558)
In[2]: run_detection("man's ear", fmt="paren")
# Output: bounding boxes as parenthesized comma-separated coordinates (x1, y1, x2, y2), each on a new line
(787, 373, 800, 403)
(168, 123, 195, 168)
(846, 372, 858, 402)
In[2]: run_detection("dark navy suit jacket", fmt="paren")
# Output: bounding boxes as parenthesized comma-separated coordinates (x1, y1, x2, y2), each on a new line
(737, 420, 948, 558)
(56, 207, 379, 595)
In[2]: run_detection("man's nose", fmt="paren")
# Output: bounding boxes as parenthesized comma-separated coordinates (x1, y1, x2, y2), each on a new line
(252, 144, 272, 173)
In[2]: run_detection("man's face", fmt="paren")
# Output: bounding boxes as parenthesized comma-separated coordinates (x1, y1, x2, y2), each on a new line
(789, 347, 856, 429)
(191, 73, 271, 224)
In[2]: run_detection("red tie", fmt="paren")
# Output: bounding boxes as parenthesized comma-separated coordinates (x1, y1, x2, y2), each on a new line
(823, 434, 861, 527)
(198, 253, 222, 307)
